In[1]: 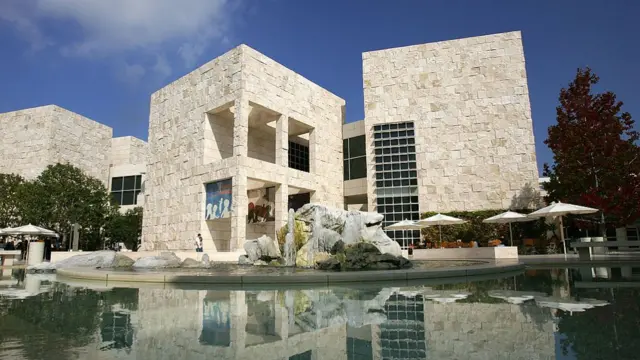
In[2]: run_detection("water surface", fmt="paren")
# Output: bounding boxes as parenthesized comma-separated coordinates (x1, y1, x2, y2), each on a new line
(1, 265, 639, 359)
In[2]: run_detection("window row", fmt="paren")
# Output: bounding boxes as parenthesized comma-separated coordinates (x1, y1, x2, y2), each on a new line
(376, 170, 417, 180)
(375, 154, 417, 164)
(343, 135, 366, 159)
(111, 190, 142, 206)
(374, 138, 415, 148)
(111, 175, 142, 192)
(376, 162, 417, 171)
(377, 196, 419, 205)
(373, 129, 415, 139)
(375, 146, 415, 155)
(344, 157, 367, 181)
(374, 122, 414, 131)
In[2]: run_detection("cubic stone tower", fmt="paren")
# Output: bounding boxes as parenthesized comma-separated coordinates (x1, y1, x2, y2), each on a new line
(142, 45, 346, 251)
(362, 31, 538, 214)
(0, 105, 113, 183)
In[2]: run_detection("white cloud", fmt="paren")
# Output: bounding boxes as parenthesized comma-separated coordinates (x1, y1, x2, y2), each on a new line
(0, 0, 239, 81)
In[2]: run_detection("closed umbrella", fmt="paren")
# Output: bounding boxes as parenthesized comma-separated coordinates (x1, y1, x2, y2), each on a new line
(528, 202, 598, 257)
(483, 211, 535, 246)
(417, 213, 466, 244)
(385, 219, 426, 249)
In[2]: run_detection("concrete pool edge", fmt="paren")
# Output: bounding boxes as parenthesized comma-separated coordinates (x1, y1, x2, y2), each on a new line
(55, 260, 524, 286)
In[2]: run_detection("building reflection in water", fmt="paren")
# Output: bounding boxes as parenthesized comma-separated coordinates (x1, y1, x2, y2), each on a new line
(6, 266, 640, 360)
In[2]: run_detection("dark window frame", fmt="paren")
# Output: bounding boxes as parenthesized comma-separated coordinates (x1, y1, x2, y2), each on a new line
(111, 175, 142, 206)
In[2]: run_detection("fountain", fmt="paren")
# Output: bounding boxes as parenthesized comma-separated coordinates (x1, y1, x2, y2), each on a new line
(283, 209, 296, 266)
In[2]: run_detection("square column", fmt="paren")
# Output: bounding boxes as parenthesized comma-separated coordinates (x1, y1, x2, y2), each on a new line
(233, 98, 250, 157)
(276, 114, 289, 167)
(274, 184, 289, 234)
(309, 128, 317, 174)
(230, 172, 248, 251)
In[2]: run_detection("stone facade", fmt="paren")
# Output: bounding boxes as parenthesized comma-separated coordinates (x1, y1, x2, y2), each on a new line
(143, 44, 345, 251)
(423, 302, 555, 360)
(362, 31, 539, 212)
(0, 105, 113, 183)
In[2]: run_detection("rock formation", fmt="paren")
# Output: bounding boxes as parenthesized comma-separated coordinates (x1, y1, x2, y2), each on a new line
(317, 241, 412, 271)
(239, 235, 282, 265)
(133, 252, 182, 269)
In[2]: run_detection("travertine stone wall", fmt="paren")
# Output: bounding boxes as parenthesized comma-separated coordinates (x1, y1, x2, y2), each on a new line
(143, 44, 345, 250)
(110, 136, 149, 167)
(0, 105, 112, 183)
(423, 302, 555, 360)
(363, 31, 539, 212)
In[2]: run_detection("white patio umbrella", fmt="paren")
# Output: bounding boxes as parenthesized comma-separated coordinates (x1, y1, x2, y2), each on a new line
(417, 213, 466, 244)
(528, 202, 598, 256)
(385, 219, 426, 249)
(483, 211, 535, 246)
(3, 224, 59, 237)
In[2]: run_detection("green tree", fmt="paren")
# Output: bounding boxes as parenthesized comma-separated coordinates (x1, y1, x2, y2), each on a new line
(103, 207, 143, 251)
(543, 67, 640, 229)
(19, 163, 115, 250)
(0, 173, 25, 228)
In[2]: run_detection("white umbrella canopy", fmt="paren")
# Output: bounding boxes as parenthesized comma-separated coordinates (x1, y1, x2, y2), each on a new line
(3, 224, 59, 238)
(417, 213, 466, 244)
(528, 202, 599, 217)
(528, 202, 599, 256)
(483, 211, 535, 246)
(385, 219, 427, 249)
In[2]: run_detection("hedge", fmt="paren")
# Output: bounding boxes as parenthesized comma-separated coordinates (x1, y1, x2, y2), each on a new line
(420, 209, 550, 246)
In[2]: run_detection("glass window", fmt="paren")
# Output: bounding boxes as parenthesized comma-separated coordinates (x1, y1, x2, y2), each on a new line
(111, 177, 123, 191)
(349, 157, 367, 179)
(344, 160, 349, 181)
(123, 176, 136, 190)
(121, 191, 136, 206)
(348, 135, 366, 158)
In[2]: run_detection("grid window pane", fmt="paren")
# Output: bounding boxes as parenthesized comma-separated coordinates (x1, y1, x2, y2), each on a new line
(111, 177, 123, 191)
(372, 121, 420, 248)
(123, 176, 136, 190)
(135, 175, 142, 189)
(121, 191, 136, 206)
(111, 192, 121, 205)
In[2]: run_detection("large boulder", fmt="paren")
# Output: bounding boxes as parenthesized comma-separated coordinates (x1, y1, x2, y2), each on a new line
(296, 204, 402, 257)
(295, 240, 331, 268)
(181, 258, 203, 268)
(133, 252, 182, 269)
(56, 251, 134, 269)
(316, 242, 412, 271)
(243, 235, 281, 262)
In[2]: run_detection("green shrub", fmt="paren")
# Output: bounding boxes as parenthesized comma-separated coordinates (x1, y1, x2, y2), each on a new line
(420, 209, 550, 246)
(276, 216, 308, 253)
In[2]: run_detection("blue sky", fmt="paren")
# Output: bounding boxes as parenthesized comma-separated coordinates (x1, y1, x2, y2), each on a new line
(0, 0, 637, 173)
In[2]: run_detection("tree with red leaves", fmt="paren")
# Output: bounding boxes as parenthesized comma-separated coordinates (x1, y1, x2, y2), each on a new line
(543, 67, 640, 230)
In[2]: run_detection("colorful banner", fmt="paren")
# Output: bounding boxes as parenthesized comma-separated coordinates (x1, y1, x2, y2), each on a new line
(205, 179, 232, 220)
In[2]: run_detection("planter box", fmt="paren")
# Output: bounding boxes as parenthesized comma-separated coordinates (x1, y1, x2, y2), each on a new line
(412, 247, 518, 260)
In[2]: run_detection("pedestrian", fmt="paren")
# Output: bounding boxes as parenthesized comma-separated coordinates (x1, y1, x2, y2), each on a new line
(195, 234, 204, 252)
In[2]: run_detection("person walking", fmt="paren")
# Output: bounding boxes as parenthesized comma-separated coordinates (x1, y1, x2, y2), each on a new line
(195, 234, 204, 252)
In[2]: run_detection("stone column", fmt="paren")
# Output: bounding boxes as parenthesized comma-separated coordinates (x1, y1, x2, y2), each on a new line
(233, 97, 250, 157)
(309, 127, 317, 174)
(230, 291, 247, 353)
(230, 171, 248, 251)
(276, 114, 289, 167)
(274, 183, 289, 236)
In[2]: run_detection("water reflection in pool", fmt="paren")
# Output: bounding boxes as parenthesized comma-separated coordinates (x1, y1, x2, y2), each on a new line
(1, 266, 639, 360)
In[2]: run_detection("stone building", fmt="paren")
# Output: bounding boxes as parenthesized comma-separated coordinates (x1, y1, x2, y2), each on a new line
(141, 45, 345, 251)
(342, 31, 539, 246)
(0, 105, 148, 213)
(0, 105, 113, 182)
(1, 31, 540, 252)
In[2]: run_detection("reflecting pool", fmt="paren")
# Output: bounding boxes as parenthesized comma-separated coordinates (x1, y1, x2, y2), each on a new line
(1, 266, 640, 360)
